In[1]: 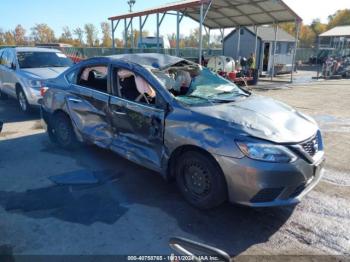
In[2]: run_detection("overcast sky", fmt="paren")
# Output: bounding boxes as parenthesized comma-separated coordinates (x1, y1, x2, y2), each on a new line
(0, 0, 349, 39)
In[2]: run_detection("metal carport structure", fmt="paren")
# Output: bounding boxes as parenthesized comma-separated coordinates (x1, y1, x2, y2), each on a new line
(108, 0, 302, 82)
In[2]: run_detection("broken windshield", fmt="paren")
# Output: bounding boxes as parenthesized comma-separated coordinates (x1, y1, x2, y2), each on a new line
(152, 65, 248, 106)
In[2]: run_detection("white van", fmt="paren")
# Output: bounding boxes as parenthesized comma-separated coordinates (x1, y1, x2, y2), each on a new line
(137, 36, 170, 49)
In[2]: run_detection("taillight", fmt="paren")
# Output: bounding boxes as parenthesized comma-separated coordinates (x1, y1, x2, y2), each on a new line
(40, 87, 49, 97)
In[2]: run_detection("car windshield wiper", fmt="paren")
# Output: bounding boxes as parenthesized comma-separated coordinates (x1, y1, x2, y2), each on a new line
(209, 91, 250, 98)
(43, 65, 63, 67)
(184, 95, 237, 104)
(180, 95, 216, 105)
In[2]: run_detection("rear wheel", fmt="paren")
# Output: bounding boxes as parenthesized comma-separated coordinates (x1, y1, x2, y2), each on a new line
(52, 112, 79, 149)
(16, 88, 31, 113)
(176, 151, 227, 209)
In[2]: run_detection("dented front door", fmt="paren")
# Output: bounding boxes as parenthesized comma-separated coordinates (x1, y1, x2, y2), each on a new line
(109, 96, 165, 172)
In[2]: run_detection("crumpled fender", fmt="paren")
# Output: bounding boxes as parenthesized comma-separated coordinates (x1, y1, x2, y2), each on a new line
(164, 106, 245, 160)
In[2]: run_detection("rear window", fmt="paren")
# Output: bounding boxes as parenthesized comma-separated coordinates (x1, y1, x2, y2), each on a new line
(17, 52, 73, 69)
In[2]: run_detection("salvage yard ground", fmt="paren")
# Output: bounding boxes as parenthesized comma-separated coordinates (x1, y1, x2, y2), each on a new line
(0, 79, 349, 258)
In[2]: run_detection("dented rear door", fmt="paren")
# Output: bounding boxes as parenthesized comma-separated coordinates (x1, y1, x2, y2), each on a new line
(68, 85, 113, 148)
(65, 63, 114, 148)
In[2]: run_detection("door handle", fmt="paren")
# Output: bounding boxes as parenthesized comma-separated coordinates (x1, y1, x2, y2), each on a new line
(68, 98, 82, 103)
(112, 110, 126, 116)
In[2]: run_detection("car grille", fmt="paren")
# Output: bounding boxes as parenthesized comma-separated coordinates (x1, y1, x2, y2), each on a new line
(301, 136, 319, 157)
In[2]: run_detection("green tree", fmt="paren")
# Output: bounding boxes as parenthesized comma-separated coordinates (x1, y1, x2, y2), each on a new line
(280, 23, 318, 48)
(328, 9, 350, 29)
(310, 19, 327, 35)
(299, 25, 316, 47)
(279, 22, 296, 36)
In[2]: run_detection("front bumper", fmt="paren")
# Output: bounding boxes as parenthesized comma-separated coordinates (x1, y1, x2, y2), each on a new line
(215, 153, 325, 207)
(24, 87, 42, 106)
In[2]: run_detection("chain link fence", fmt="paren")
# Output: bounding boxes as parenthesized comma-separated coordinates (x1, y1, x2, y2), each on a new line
(60, 47, 223, 61)
(1, 45, 348, 63)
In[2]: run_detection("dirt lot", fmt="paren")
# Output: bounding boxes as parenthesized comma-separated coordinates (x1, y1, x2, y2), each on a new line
(0, 79, 349, 259)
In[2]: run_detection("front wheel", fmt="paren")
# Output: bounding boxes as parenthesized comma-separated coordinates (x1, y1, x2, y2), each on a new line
(17, 88, 31, 113)
(176, 151, 227, 209)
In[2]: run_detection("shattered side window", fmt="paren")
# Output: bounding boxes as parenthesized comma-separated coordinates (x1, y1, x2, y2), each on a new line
(117, 69, 157, 106)
(77, 65, 108, 93)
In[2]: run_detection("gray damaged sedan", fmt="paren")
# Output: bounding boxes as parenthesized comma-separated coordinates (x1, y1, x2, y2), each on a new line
(41, 54, 325, 209)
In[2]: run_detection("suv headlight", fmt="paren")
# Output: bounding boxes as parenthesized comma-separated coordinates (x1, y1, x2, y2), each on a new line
(27, 80, 43, 88)
(236, 141, 297, 163)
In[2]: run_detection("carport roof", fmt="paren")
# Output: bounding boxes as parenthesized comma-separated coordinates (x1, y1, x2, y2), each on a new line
(246, 26, 295, 42)
(108, 0, 302, 29)
(319, 26, 350, 37)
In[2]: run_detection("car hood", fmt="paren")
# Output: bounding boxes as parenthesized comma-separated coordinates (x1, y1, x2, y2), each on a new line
(190, 95, 318, 144)
(20, 67, 68, 80)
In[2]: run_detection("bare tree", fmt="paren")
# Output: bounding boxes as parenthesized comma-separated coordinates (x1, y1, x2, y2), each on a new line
(31, 23, 55, 43)
(14, 25, 26, 45)
(84, 24, 98, 47)
(0, 29, 5, 45)
(73, 27, 84, 46)
(3, 31, 16, 45)
(100, 22, 112, 47)
(61, 26, 73, 41)
(133, 30, 149, 47)
(59, 26, 76, 45)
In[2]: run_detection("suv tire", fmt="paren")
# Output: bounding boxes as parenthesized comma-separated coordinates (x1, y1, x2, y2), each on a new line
(16, 88, 31, 113)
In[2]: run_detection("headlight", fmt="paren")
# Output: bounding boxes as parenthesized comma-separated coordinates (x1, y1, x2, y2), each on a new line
(236, 141, 297, 163)
(27, 80, 43, 88)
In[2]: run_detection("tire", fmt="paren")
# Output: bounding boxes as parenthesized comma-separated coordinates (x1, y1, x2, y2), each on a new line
(176, 151, 227, 209)
(0, 89, 8, 100)
(52, 112, 79, 149)
(16, 87, 31, 113)
(47, 124, 58, 144)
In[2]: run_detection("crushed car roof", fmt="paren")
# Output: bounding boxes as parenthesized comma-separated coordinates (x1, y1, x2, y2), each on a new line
(106, 53, 186, 69)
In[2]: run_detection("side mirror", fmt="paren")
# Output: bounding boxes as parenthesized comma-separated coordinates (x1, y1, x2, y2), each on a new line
(169, 237, 231, 262)
(10, 63, 16, 70)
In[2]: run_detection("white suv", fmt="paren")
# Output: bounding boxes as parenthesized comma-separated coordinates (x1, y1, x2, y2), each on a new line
(0, 47, 72, 112)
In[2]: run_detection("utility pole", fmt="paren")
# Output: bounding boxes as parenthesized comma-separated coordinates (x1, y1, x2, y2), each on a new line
(127, 0, 136, 49)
